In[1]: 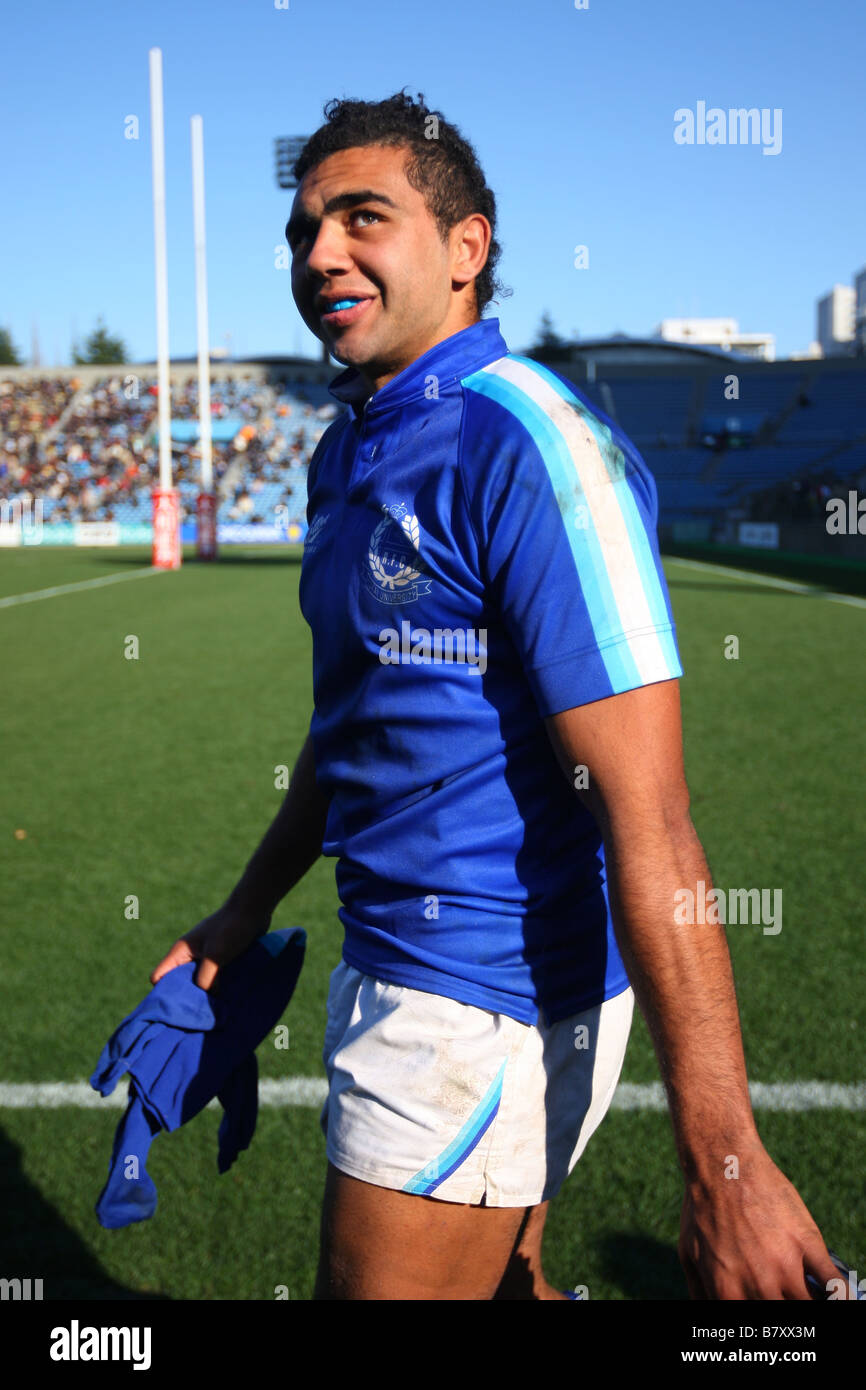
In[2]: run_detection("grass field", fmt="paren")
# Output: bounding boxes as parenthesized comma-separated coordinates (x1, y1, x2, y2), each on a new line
(1, 544, 864, 1301)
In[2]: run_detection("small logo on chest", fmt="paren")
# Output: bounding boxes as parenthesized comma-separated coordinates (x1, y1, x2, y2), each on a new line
(303, 513, 330, 554)
(364, 503, 432, 605)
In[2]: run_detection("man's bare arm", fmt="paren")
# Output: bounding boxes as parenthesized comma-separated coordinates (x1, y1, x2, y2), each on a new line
(226, 730, 330, 918)
(150, 728, 329, 990)
(545, 679, 839, 1300)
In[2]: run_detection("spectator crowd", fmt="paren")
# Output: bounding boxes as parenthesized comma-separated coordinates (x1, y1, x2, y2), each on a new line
(0, 372, 336, 528)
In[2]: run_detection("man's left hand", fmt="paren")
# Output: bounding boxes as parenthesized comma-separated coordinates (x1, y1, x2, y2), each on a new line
(679, 1141, 844, 1299)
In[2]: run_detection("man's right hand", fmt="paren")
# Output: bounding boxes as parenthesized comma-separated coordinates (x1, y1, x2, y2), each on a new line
(149, 901, 273, 993)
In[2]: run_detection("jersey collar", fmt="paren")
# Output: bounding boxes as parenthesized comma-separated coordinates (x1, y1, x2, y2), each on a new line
(327, 318, 508, 421)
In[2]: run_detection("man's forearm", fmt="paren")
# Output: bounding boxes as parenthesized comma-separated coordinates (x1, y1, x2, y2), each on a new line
(227, 731, 330, 919)
(604, 813, 762, 1185)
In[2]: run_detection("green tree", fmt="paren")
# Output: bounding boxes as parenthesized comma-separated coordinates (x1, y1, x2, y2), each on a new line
(532, 311, 566, 351)
(72, 316, 128, 365)
(0, 326, 22, 366)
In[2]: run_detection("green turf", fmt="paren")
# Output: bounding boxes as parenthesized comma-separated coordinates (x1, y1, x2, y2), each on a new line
(663, 540, 866, 596)
(1, 546, 863, 1299)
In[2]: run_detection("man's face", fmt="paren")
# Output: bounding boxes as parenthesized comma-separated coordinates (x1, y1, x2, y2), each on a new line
(287, 144, 486, 393)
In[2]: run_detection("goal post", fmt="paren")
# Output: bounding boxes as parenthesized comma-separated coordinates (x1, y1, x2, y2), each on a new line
(191, 113, 217, 560)
(148, 47, 180, 570)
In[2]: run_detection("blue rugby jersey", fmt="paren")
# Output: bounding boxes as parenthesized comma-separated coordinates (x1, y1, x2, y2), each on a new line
(298, 318, 682, 1025)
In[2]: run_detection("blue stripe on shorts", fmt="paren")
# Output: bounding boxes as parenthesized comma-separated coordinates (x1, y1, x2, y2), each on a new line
(402, 1059, 507, 1196)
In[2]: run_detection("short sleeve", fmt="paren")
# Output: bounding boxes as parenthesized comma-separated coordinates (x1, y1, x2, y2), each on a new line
(459, 365, 683, 718)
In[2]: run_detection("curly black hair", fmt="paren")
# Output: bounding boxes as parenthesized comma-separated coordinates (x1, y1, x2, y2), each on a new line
(292, 90, 511, 317)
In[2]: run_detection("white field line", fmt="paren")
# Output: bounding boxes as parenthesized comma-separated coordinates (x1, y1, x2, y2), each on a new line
(611, 1082, 866, 1112)
(0, 566, 165, 609)
(0, 1079, 863, 1112)
(665, 555, 866, 610)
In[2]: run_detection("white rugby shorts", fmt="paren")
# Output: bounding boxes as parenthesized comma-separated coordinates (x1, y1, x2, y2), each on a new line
(319, 960, 634, 1207)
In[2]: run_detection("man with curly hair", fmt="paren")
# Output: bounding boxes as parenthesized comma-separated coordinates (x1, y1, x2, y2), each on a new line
(152, 90, 838, 1302)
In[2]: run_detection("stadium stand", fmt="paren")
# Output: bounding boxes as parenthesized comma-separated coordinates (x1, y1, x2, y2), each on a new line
(561, 346, 866, 538)
(2, 345, 863, 558)
(0, 370, 336, 531)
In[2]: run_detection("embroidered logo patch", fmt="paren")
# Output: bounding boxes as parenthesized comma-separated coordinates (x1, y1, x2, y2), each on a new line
(363, 502, 432, 605)
(303, 512, 330, 555)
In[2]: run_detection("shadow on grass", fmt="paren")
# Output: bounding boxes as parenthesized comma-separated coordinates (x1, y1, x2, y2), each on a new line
(208, 551, 304, 566)
(597, 1232, 688, 1301)
(0, 1124, 169, 1301)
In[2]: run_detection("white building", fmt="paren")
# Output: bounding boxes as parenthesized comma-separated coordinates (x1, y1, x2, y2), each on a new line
(655, 317, 775, 361)
(816, 285, 855, 356)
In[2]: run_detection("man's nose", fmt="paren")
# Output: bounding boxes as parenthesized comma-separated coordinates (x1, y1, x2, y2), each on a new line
(303, 220, 354, 281)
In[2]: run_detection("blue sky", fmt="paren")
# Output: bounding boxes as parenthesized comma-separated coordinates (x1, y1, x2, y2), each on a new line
(2, 0, 863, 364)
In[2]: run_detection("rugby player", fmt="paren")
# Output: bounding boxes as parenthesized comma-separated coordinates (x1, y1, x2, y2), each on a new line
(151, 91, 840, 1302)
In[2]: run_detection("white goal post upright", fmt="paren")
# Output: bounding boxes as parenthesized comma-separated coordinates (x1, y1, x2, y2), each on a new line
(149, 46, 181, 569)
(191, 113, 217, 560)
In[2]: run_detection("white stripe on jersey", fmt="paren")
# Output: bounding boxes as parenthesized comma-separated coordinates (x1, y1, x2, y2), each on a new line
(478, 356, 673, 686)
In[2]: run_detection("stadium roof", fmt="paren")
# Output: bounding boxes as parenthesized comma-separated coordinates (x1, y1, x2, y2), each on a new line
(521, 335, 755, 366)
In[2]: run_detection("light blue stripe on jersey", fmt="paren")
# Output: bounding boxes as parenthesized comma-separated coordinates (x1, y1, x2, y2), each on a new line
(402, 1059, 507, 1196)
(619, 475, 682, 676)
(463, 369, 641, 692)
(509, 354, 682, 676)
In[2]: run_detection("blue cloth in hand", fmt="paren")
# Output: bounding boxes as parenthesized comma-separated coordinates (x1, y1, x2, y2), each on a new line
(90, 928, 305, 1228)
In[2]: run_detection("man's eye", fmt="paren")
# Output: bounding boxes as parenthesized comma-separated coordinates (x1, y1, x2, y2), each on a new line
(289, 209, 381, 251)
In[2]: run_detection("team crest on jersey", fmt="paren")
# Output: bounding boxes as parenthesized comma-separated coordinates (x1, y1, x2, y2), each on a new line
(363, 502, 432, 605)
(303, 512, 330, 554)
